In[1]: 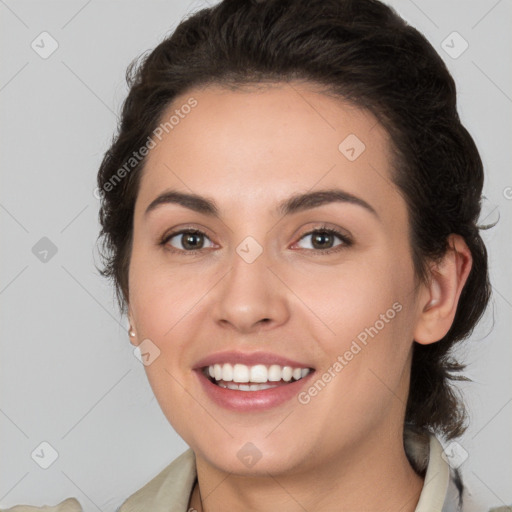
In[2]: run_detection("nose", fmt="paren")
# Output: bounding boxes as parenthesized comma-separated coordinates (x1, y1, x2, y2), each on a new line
(211, 248, 290, 334)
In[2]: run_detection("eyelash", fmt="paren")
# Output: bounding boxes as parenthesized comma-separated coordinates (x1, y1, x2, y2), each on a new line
(159, 225, 353, 256)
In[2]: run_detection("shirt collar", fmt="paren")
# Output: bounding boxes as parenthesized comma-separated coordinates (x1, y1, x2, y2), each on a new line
(414, 435, 451, 512)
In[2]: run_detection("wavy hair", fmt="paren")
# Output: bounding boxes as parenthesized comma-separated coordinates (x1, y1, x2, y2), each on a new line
(97, 0, 492, 440)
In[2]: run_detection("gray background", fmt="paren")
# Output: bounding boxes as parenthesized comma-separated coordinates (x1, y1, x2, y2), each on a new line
(0, 0, 511, 510)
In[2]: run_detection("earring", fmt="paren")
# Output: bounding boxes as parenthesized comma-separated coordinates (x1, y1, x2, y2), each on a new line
(128, 327, 136, 338)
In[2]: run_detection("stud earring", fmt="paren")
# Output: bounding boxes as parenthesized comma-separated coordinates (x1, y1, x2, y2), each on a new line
(129, 327, 136, 338)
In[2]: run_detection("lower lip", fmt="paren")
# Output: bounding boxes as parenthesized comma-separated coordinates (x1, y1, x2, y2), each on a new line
(194, 369, 315, 412)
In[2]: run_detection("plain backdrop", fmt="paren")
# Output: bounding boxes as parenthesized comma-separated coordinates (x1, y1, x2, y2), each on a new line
(1, 1, 511, 510)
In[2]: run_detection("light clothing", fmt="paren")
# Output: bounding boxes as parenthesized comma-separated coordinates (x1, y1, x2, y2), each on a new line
(0, 434, 505, 511)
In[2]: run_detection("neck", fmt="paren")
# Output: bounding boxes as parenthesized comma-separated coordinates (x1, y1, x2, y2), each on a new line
(189, 429, 424, 512)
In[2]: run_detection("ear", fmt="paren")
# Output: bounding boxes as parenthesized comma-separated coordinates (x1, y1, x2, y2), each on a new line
(413, 234, 472, 345)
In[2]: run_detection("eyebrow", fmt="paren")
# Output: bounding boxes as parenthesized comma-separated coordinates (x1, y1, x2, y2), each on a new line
(144, 188, 378, 219)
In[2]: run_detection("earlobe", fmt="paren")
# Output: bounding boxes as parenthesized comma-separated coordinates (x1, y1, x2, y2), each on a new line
(127, 307, 138, 346)
(414, 234, 472, 345)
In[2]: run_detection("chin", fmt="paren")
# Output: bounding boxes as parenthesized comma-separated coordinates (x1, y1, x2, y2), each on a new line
(188, 432, 316, 476)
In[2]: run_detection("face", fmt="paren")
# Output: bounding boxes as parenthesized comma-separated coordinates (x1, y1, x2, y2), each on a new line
(127, 82, 423, 476)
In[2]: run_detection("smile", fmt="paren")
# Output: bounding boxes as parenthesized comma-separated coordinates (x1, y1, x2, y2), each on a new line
(194, 362, 315, 412)
(203, 363, 312, 391)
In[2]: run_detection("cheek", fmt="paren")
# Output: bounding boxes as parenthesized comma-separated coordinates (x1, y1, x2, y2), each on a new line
(128, 254, 203, 430)
(299, 252, 417, 400)
(293, 254, 413, 343)
(128, 247, 210, 339)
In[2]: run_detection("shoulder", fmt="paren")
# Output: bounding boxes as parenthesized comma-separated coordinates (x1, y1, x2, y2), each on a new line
(0, 498, 83, 512)
(116, 448, 196, 511)
(1, 450, 196, 512)
(404, 428, 511, 512)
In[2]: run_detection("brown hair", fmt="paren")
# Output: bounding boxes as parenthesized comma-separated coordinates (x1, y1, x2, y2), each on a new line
(97, 0, 492, 440)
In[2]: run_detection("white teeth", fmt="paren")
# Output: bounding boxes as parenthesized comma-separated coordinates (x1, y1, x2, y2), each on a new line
(282, 366, 293, 382)
(249, 364, 268, 383)
(222, 363, 233, 381)
(214, 364, 222, 381)
(218, 382, 278, 391)
(268, 364, 282, 382)
(233, 364, 250, 383)
(205, 363, 311, 386)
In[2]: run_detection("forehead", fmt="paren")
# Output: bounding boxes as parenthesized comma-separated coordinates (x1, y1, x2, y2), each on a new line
(135, 82, 404, 223)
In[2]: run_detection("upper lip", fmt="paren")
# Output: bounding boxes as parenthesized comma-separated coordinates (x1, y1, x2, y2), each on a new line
(193, 350, 315, 370)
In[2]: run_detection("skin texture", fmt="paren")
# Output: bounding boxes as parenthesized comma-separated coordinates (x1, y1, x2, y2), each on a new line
(127, 82, 472, 511)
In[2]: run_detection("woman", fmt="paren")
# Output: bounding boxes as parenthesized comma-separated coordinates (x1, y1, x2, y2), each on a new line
(3, 0, 496, 510)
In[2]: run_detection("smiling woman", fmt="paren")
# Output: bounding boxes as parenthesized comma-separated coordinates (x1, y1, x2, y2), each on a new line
(2, 0, 495, 511)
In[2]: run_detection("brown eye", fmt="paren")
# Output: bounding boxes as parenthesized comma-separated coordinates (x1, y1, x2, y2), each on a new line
(295, 227, 352, 254)
(162, 229, 214, 252)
